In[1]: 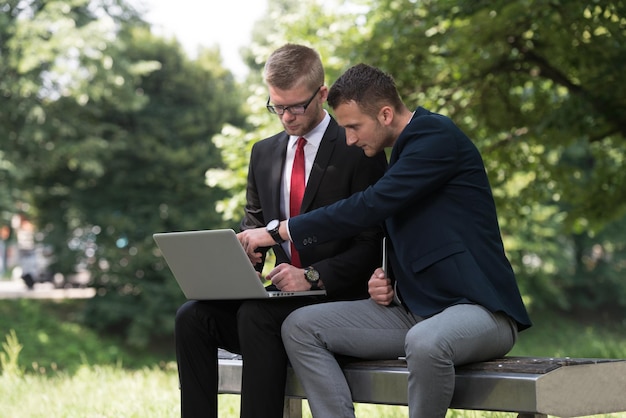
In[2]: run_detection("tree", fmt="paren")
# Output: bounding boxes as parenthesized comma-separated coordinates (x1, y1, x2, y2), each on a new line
(353, 0, 626, 315)
(52, 31, 244, 347)
(1, 0, 245, 346)
(217, 0, 626, 316)
(0, 0, 147, 264)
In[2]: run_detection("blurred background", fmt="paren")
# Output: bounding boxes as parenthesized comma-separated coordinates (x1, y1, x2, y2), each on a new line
(1, 0, 624, 357)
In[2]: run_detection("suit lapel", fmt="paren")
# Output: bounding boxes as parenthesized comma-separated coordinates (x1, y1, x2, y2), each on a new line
(270, 133, 289, 217)
(300, 119, 340, 213)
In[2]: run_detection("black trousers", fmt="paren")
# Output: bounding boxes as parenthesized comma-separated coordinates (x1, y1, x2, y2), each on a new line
(175, 297, 321, 418)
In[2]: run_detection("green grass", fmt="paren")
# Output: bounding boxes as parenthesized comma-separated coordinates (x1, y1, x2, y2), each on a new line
(1, 298, 625, 417)
(0, 298, 170, 373)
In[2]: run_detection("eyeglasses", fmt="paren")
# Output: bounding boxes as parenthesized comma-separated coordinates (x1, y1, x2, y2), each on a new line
(266, 86, 322, 115)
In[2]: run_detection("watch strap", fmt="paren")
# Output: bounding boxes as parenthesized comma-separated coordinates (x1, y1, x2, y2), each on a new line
(268, 228, 283, 244)
(266, 219, 284, 244)
(304, 266, 320, 290)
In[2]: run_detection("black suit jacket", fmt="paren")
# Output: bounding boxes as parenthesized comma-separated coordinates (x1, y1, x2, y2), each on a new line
(240, 117, 387, 300)
(290, 108, 531, 330)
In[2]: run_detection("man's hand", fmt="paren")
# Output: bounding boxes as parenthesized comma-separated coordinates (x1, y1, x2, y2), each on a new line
(266, 263, 310, 292)
(368, 268, 394, 306)
(237, 228, 275, 264)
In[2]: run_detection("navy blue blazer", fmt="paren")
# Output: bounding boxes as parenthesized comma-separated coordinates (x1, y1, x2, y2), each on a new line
(289, 108, 531, 331)
(241, 117, 387, 300)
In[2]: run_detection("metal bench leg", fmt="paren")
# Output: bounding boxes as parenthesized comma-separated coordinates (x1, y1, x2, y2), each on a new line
(518, 414, 547, 418)
(282, 398, 303, 418)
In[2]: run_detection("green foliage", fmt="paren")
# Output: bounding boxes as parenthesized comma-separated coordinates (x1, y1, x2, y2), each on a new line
(0, 299, 168, 375)
(0, 0, 145, 199)
(511, 309, 626, 359)
(1, 1, 246, 347)
(69, 31, 244, 347)
(0, 329, 24, 378)
(354, 0, 626, 226)
(237, 0, 626, 316)
(2, 0, 626, 348)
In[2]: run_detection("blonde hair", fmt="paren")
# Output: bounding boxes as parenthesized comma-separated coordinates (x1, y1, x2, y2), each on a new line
(264, 44, 324, 91)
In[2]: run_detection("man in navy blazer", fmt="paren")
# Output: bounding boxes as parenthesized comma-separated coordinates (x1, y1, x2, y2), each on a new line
(175, 47, 386, 418)
(239, 63, 532, 418)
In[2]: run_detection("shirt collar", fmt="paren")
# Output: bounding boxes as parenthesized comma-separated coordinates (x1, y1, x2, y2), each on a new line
(289, 111, 330, 148)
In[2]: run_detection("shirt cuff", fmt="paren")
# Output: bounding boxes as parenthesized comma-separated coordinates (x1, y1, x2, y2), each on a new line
(286, 219, 294, 243)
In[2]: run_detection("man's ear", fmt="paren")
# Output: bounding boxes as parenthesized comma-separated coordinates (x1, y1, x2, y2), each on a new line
(377, 106, 394, 126)
(319, 85, 329, 102)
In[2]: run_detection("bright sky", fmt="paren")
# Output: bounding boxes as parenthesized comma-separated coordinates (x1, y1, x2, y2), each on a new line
(130, 0, 269, 79)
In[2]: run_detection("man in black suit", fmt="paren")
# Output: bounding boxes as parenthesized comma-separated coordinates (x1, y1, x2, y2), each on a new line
(175, 47, 386, 418)
(239, 63, 532, 418)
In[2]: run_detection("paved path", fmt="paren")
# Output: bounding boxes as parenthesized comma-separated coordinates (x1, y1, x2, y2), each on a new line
(0, 277, 95, 299)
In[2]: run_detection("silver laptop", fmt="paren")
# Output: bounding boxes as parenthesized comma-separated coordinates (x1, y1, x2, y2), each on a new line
(153, 229, 326, 300)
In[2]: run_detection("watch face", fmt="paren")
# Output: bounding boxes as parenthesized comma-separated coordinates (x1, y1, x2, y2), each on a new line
(305, 268, 320, 282)
(267, 219, 279, 230)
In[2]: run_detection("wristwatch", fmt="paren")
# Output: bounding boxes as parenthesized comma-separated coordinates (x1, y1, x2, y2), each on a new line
(304, 266, 321, 290)
(266, 219, 284, 244)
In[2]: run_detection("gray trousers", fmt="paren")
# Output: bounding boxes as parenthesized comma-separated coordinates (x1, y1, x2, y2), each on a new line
(282, 299, 517, 418)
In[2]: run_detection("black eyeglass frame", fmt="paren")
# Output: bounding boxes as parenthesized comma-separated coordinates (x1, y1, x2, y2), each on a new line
(266, 86, 323, 115)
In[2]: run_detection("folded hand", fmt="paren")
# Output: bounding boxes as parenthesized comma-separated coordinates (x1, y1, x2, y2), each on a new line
(368, 268, 394, 306)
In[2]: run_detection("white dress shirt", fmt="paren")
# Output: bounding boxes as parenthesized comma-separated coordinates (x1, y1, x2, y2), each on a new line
(280, 111, 331, 255)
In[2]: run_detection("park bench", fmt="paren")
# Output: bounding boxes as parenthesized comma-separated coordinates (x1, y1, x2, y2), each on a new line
(217, 350, 626, 417)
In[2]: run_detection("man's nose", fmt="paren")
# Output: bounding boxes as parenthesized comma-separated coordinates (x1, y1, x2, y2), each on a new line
(281, 112, 296, 122)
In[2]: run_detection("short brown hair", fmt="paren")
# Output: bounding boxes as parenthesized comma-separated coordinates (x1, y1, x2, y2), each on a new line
(328, 64, 404, 118)
(264, 44, 324, 91)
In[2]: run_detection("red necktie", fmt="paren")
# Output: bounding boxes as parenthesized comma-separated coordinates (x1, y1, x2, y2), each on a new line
(289, 137, 307, 267)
